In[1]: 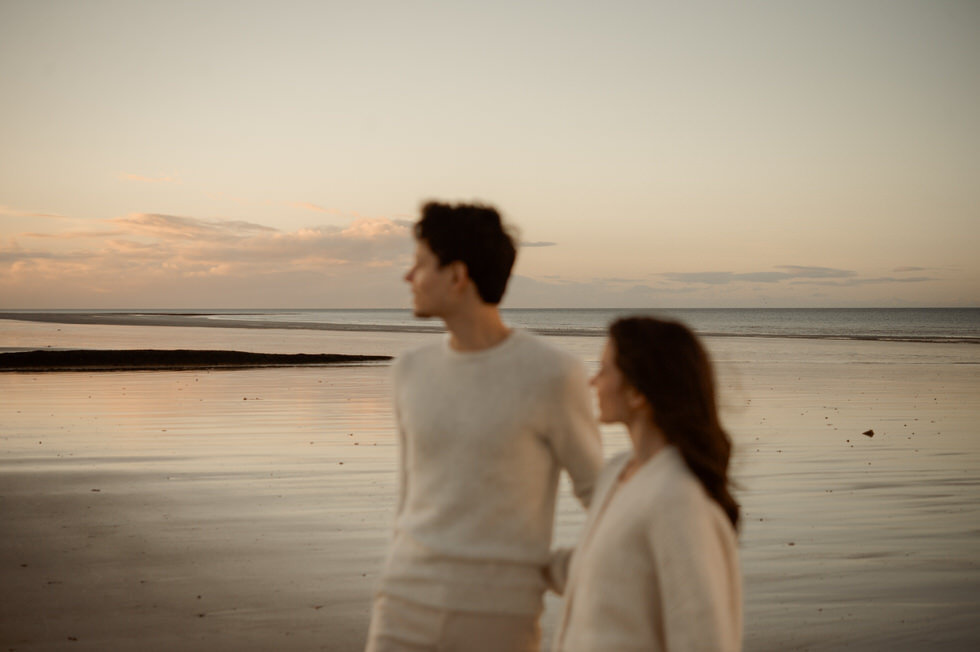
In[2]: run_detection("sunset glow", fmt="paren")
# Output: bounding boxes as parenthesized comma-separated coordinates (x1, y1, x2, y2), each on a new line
(1, 1, 977, 308)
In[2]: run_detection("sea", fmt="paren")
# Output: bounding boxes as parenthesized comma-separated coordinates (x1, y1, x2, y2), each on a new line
(71, 307, 980, 344)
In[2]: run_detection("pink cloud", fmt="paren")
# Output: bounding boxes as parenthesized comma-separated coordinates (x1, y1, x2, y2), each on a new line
(107, 213, 279, 241)
(0, 213, 414, 307)
(120, 173, 178, 183)
(22, 230, 126, 239)
(0, 205, 69, 219)
(287, 201, 339, 214)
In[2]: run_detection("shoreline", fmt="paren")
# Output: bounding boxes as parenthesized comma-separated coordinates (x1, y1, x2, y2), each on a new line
(0, 349, 392, 372)
(2, 312, 977, 345)
(0, 311, 445, 334)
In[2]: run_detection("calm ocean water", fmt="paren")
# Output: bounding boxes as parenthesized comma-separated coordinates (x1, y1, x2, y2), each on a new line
(4, 308, 977, 344)
(135, 307, 978, 344)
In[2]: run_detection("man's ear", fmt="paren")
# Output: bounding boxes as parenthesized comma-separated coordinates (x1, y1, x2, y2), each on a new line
(449, 260, 471, 292)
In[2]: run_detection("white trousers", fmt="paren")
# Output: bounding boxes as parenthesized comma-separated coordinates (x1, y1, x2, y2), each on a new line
(365, 593, 542, 652)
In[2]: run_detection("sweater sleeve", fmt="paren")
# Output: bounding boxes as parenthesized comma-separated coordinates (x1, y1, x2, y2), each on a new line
(548, 358, 603, 507)
(394, 404, 408, 518)
(648, 490, 742, 652)
(391, 357, 409, 518)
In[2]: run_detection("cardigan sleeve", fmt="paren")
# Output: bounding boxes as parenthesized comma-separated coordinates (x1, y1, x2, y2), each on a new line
(544, 546, 575, 595)
(647, 487, 742, 652)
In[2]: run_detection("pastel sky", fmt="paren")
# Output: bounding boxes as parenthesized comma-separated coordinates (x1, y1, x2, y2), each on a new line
(1, 0, 978, 309)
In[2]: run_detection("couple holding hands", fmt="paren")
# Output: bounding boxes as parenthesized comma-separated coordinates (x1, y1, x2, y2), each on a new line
(365, 202, 742, 652)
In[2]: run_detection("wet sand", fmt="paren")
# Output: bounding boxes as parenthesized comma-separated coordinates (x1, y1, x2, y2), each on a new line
(1, 319, 979, 650)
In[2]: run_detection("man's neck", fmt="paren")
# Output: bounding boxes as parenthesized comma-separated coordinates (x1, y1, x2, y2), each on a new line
(443, 304, 512, 352)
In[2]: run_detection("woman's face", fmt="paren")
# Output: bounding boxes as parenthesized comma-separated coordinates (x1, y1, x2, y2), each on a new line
(591, 339, 633, 424)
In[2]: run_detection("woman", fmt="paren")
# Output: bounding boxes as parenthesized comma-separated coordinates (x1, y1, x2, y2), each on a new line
(549, 317, 742, 651)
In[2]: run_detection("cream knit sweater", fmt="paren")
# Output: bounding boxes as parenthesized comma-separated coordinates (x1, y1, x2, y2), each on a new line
(377, 329, 603, 615)
(551, 447, 742, 651)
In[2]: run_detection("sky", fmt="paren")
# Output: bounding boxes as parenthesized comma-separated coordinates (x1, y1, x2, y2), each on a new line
(1, 0, 978, 309)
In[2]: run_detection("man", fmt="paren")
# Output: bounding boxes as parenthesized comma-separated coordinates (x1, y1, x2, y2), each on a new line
(366, 201, 603, 651)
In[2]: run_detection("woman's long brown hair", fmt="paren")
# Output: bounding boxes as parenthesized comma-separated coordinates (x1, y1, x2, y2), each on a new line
(610, 316, 740, 530)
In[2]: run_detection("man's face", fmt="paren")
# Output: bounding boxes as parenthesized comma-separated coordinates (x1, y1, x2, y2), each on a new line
(404, 239, 456, 318)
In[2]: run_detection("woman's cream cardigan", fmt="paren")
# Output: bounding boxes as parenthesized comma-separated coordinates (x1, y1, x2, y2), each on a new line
(550, 446, 742, 651)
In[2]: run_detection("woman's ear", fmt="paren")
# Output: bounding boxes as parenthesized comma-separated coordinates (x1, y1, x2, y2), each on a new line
(626, 385, 649, 412)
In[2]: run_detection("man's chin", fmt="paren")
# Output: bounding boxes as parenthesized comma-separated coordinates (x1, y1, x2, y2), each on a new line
(411, 299, 445, 320)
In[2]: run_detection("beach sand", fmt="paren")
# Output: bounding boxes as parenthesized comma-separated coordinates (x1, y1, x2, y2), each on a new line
(2, 319, 979, 650)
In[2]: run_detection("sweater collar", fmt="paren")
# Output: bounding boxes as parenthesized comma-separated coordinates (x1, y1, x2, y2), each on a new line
(442, 328, 523, 360)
